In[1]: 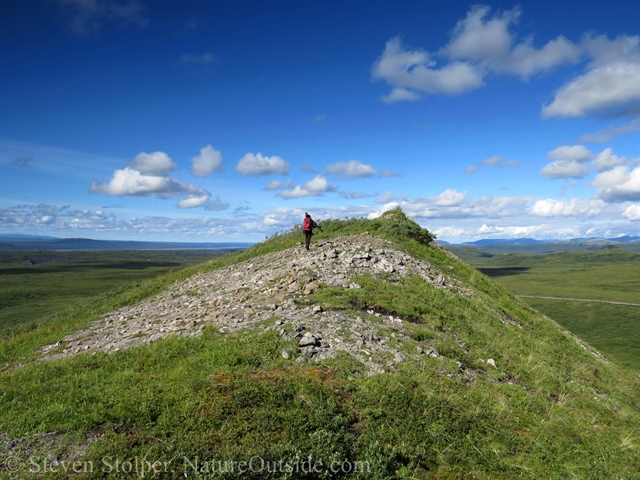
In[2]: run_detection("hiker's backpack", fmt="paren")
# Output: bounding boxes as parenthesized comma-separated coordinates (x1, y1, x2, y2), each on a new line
(303, 217, 313, 232)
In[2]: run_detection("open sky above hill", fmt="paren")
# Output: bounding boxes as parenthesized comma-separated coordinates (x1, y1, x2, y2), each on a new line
(1, 0, 638, 242)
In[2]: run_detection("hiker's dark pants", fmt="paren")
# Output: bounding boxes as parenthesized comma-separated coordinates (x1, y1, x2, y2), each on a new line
(304, 231, 312, 250)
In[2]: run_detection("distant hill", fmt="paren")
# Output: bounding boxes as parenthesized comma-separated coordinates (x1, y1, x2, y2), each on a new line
(454, 236, 639, 248)
(0, 233, 60, 242)
(0, 237, 253, 251)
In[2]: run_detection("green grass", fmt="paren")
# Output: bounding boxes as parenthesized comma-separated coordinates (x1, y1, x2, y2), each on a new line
(474, 248, 640, 303)
(0, 250, 228, 332)
(1, 209, 639, 479)
(452, 247, 640, 373)
(524, 298, 640, 371)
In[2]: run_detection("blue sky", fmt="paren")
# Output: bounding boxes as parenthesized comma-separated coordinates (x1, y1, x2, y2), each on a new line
(1, 0, 638, 242)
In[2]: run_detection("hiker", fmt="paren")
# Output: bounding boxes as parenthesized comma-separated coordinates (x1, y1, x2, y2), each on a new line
(302, 212, 318, 250)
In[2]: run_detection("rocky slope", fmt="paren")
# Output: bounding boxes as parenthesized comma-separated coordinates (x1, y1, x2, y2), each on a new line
(39, 233, 477, 374)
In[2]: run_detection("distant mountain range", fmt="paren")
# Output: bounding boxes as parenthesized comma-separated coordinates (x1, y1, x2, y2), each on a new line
(0, 235, 253, 251)
(440, 236, 640, 247)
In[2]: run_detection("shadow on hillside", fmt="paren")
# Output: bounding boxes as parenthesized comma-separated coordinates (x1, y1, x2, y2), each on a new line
(477, 266, 531, 277)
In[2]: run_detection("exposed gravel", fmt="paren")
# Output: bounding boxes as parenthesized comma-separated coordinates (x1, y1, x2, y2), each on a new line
(38, 233, 465, 374)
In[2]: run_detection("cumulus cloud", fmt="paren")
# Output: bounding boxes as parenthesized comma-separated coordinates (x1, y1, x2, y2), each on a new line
(464, 165, 481, 174)
(577, 119, 640, 143)
(530, 198, 606, 217)
(391, 190, 532, 219)
(593, 148, 627, 172)
(277, 176, 336, 199)
(435, 189, 467, 206)
(128, 151, 176, 175)
(481, 155, 502, 166)
(543, 34, 640, 118)
(591, 165, 640, 203)
(441, 6, 581, 78)
(372, 6, 582, 102)
(371, 37, 484, 101)
(476, 223, 561, 238)
(540, 160, 590, 179)
(90, 151, 211, 208)
(547, 145, 594, 162)
(177, 195, 209, 209)
(622, 204, 640, 221)
(326, 160, 378, 179)
(90, 167, 209, 199)
(190, 145, 222, 177)
(543, 63, 640, 118)
(236, 153, 290, 176)
(58, 0, 148, 35)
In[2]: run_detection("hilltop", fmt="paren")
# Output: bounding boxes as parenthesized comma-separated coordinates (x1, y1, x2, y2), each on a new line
(1, 209, 639, 479)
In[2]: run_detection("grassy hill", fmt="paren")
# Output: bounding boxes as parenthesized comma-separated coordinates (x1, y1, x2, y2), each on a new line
(449, 247, 640, 372)
(1, 209, 639, 479)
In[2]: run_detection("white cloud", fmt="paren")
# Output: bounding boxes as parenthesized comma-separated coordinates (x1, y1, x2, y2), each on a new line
(372, 5, 582, 103)
(592, 165, 640, 203)
(90, 151, 212, 207)
(577, 119, 640, 143)
(547, 145, 594, 162)
(435, 189, 467, 206)
(540, 160, 590, 179)
(395, 191, 531, 219)
(58, 0, 148, 35)
(441, 6, 581, 79)
(90, 167, 209, 199)
(529, 198, 606, 217)
(481, 155, 502, 166)
(464, 165, 481, 174)
(543, 62, 640, 118)
(593, 148, 627, 172)
(277, 175, 336, 199)
(236, 153, 290, 176)
(190, 145, 222, 177)
(177, 195, 209, 209)
(371, 37, 484, 101)
(622, 204, 640, 221)
(128, 151, 176, 175)
(326, 160, 378, 179)
(180, 53, 215, 65)
(477, 223, 568, 238)
(381, 88, 421, 103)
(433, 227, 466, 239)
(543, 35, 640, 118)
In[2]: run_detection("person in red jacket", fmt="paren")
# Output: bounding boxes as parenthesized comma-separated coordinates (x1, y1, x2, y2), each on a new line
(302, 212, 318, 250)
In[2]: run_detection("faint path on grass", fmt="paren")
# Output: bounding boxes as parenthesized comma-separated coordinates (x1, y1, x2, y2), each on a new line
(517, 294, 640, 307)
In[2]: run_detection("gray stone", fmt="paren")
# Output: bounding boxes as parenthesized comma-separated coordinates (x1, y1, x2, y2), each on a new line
(299, 333, 319, 347)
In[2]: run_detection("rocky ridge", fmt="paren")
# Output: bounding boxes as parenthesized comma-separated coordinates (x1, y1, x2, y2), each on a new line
(39, 233, 480, 374)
